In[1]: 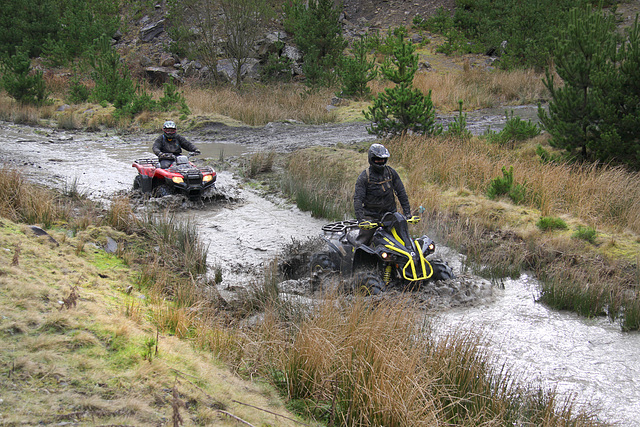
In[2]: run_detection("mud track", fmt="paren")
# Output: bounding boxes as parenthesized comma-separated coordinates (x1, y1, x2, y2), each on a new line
(0, 119, 496, 310)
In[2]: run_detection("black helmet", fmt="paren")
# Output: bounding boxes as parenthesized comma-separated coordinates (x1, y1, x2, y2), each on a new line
(368, 143, 390, 172)
(163, 120, 177, 139)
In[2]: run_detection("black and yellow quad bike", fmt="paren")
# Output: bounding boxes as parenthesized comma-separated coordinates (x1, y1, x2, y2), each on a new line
(310, 212, 455, 295)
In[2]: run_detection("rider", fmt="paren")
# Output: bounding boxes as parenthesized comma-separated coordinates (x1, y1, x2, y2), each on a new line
(152, 120, 201, 168)
(353, 143, 411, 245)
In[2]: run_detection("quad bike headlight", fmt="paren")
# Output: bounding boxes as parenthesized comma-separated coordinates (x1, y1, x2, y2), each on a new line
(172, 176, 184, 184)
(203, 175, 213, 182)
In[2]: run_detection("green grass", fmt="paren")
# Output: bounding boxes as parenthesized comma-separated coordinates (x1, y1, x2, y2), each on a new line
(537, 216, 568, 231)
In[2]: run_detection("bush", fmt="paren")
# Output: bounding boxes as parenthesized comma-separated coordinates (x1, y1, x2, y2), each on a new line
(66, 76, 91, 104)
(260, 41, 293, 83)
(486, 166, 527, 204)
(284, 0, 346, 87)
(444, 100, 472, 140)
(486, 111, 540, 146)
(536, 216, 568, 231)
(158, 79, 191, 115)
(338, 34, 377, 99)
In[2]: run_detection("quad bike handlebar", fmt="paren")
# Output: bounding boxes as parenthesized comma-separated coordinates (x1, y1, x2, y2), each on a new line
(358, 215, 421, 229)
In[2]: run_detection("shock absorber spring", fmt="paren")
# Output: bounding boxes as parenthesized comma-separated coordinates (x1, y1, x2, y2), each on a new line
(383, 265, 392, 285)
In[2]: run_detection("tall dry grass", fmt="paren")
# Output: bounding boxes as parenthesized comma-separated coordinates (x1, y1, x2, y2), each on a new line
(182, 84, 338, 126)
(0, 167, 64, 227)
(243, 294, 602, 426)
(370, 68, 548, 112)
(387, 135, 640, 233)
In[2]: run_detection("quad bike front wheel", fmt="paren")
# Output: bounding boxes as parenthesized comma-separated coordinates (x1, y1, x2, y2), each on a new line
(430, 259, 455, 281)
(309, 252, 337, 292)
(133, 175, 143, 191)
(153, 184, 172, 198)
(351, 270, 385, 296)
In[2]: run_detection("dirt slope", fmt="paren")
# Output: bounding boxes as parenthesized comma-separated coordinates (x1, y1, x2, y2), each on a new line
(341, 0, 456, 29)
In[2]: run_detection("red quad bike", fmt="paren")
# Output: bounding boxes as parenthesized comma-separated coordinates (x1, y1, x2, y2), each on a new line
(132, 153, 216, 200)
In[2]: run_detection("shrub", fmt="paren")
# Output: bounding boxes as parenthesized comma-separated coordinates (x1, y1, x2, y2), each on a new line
(444, 100, 472, 140)
(573, 225, 597, 243)
(260, 41, 293, 83)
(284, 0, 346, 87)
(66, 79, 91, 104)
(536, 216, 568, 231)
(413, 7, 453, 33)
(486, 110, 540, 146)
(338, 34, 377, 99)
(157, 79, 190, 115)
(486, 166, 527, 204)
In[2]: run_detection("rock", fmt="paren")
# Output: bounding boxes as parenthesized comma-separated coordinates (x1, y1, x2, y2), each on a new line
(216, 58, 262, 83)
(282, 45, 302, 63)
(159, 53, 176, 67)
(144, 66, 183, 85)
(140, 20, 165, 42)
(105, 236, 118, 254)
(28, 226, 59, 246)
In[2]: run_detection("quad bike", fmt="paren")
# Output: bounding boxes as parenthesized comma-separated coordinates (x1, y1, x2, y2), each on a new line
(310, 212, 455, 295)
(132, 153, 216, 200)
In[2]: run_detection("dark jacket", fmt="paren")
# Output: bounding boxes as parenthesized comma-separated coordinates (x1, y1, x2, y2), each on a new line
(353, 165, 411, 221)
(152, 134, 198, 156)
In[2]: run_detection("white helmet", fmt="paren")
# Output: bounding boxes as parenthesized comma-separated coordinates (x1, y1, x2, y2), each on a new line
(163, 120, 177, 138)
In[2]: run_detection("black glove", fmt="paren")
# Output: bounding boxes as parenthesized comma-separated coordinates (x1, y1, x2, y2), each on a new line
(192, 149, 201, 155)
(158, 152, 175, 160)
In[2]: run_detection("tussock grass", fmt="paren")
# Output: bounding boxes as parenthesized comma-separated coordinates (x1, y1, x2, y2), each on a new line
(0, 172, 301, 426)
(138, 212, 209, 278)
(386, 135, 640, 233)
(0, 167, 64, 227)
(2, 63, 546, 130)
(283, 146, 365, 219)
(243, 294, 602, 426)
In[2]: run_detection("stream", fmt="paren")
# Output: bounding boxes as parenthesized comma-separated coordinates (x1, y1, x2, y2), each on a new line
(0, 107, 638, 425)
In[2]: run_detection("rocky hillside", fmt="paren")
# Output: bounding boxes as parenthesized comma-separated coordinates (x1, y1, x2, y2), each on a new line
(115, 0, 457, 84)
(341, 0, 455, 29)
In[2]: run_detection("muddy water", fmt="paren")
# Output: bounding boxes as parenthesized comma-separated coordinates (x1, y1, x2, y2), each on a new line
(437, 274, 640, 425)
(1, 109, 638, 425)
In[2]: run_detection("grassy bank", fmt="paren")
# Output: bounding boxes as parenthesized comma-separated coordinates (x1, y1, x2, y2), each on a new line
(0, 165, 607, 425)
(0, 168, 306, 425)
(0, 60, 546, 132)
(283, 136, 640, 331)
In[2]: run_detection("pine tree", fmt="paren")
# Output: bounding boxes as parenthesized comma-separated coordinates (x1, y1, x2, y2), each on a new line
(364, 30, 440, 137)
(284, 0, 346, 87)
(0, 48, 49, 106)
(338, 34, 377, 99)
(591, 16, 640, 169)
(538, 6, 619, 161)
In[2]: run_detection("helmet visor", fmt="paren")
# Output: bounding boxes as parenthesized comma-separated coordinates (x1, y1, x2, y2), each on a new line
(164, 128, 176, 135)
(372, 156, 387, 165)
